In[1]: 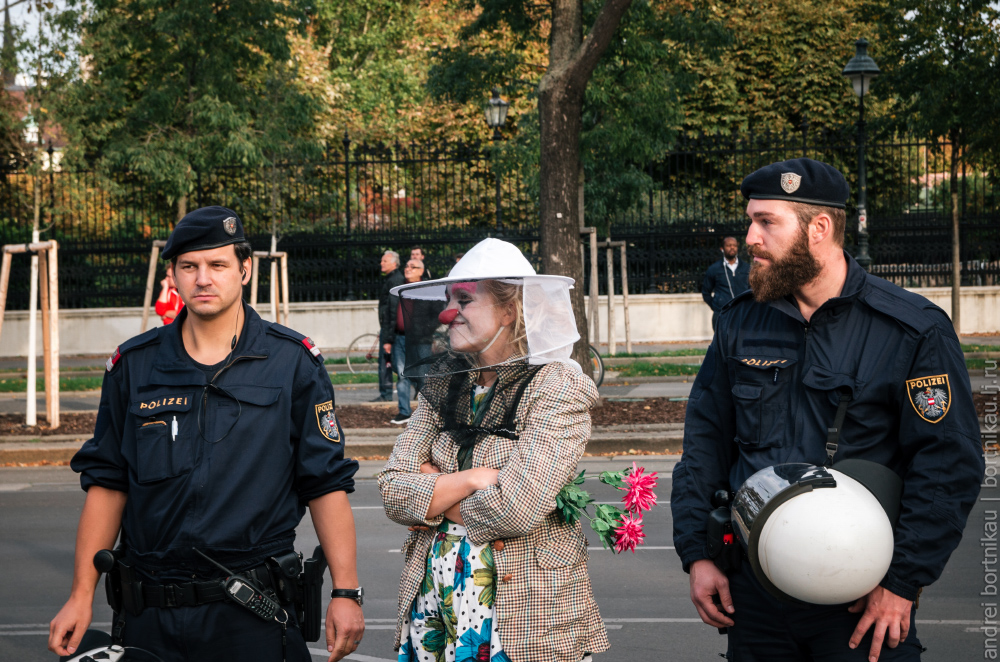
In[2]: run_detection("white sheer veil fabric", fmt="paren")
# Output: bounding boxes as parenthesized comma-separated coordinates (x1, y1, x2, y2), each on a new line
(390, 237, 582, 374)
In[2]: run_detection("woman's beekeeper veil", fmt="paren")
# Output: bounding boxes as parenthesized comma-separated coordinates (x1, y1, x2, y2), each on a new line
(389, 237, 581, 382)
(390, 238, 582, 463)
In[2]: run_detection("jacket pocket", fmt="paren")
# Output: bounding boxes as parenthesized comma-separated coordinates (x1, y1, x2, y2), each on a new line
(134, 417, 192, 483)
(535, 538, 586, 569)
(130, 392, 195, 484)
(732, 356, 797, 449)
(211, 386, 282, 445)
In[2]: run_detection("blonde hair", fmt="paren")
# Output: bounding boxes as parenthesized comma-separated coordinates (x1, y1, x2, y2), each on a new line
(480, 280, 527, 359)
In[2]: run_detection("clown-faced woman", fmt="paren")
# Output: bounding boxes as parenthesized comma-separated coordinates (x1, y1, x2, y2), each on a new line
(378, 238, 608, 662)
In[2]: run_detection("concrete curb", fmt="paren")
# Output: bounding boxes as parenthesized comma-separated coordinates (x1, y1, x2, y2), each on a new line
(0, 424, 688, 464)
(2, 421, 991, 465)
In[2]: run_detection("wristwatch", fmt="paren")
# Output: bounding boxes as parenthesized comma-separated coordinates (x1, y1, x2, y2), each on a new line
(330, 587, 364, 606)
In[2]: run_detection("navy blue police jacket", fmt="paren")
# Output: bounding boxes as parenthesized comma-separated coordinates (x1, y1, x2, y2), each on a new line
(672, 252, 984, 601)
(702, 258, 751, 312)
(71, 304, 358, 572)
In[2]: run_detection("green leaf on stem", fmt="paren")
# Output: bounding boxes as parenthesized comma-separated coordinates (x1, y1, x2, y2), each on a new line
(599, 470, 627, 490)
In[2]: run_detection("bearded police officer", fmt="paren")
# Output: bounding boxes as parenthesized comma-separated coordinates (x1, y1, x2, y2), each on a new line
(49, 207, 365, 662)
(671, 159, 984, 661)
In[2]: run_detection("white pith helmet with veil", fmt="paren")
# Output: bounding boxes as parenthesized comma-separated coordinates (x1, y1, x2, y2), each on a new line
(389, 238, 583, 457)
(389, 237, 582, 377)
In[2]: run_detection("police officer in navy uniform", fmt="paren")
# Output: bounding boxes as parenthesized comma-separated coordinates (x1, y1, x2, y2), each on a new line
(670, 159, 984, 661)
(49, 207, 366, 662)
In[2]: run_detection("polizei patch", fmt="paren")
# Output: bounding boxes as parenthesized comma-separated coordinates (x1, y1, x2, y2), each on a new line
(906, 374, 951, 423)
(315, 400, 340, 442)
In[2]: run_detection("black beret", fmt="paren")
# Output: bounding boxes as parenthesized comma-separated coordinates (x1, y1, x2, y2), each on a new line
(740, 158, 850, 209)
(162, 206, 247, 260)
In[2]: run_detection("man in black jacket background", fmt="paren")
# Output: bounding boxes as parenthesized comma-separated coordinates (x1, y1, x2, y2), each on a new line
(376, 251, 405, 402)
(702, 236, 750, 331)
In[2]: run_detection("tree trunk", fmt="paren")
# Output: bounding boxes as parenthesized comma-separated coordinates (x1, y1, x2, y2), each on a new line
(537, 0, 633, 371)
(177, 195, 188, 223)
(950, 130, 961, 337)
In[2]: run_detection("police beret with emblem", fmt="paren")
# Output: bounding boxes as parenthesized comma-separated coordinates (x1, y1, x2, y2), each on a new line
(162, 206, 247, 260)
(740, 158, 850, 209)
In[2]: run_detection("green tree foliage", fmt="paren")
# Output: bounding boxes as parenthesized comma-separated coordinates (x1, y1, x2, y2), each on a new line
(53, 0, 324, 217)
(677, 0, 875, 136)
(0, 87, 28, 169)
(858, 0, 1000, 332)
(860, 0, 1000, 158)
(425, 0, 724, 224)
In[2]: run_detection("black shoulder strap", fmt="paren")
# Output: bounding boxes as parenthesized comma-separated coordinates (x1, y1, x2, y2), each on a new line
(495, 365, 542, 438)
(825, 389, 853, 466)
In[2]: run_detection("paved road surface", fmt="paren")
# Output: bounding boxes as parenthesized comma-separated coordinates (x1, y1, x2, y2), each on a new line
(0, 457, 992, 661)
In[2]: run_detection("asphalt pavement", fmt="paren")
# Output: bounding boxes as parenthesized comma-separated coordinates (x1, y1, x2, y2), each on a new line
(0, 458, 993, 662)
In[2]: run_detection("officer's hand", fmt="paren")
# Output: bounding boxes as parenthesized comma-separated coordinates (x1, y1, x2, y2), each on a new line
(689, 559, 735, 628)
(48, 595, 93, 656)
(326, 597, 365, 662)
(848, 586, 912, 662)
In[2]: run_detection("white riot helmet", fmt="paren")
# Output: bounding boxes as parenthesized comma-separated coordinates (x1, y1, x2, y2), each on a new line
(731, 460, 901, 605)
(60, 628, 163, 662)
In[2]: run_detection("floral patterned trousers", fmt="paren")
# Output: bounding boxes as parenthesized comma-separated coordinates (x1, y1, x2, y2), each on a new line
(398, 520, 510, 662)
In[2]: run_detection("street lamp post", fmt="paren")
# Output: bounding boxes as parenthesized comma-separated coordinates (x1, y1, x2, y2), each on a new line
(484, 87, 509, 232)
(842, 38, 880, 272)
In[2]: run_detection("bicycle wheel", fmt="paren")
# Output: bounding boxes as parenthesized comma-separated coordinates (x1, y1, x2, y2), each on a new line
(589, 344, 605, 388)
(346, 333, 380, 374)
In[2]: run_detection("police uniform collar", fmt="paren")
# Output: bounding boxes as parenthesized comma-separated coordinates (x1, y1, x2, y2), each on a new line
(160, 302, 270, 372)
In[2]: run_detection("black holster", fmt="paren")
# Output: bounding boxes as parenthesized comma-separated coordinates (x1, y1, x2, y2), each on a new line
(297, 545, 328, 643)
(117, 560, 145, 617)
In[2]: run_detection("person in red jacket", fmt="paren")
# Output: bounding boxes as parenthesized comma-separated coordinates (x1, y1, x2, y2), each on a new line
(154, 264, 184, 325)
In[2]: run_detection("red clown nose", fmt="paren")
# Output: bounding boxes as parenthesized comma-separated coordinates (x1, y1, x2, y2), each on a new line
(438, 308, 459, 325)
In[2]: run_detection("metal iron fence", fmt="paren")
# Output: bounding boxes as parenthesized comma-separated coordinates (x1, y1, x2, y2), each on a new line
(0, 129, 997, 309)
(605, 126, 1000, 293)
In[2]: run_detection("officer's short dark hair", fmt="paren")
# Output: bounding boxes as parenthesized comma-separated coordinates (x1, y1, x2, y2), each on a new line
(234, 241, 253, 263)
(790, 203, 846, 247)
(171, 241, 254, 266)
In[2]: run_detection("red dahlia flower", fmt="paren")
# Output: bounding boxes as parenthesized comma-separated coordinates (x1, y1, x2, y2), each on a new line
(622, 461, 658, 514)
(613, 512, 646, 554)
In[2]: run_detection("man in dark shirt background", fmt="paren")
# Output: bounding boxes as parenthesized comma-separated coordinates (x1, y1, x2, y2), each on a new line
(702, 236, 750, 331)
(376, 251, 405, 402)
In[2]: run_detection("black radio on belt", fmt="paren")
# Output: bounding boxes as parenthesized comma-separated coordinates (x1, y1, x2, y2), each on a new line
(193, 548, 283, 622)
(706, 489, 742, 574)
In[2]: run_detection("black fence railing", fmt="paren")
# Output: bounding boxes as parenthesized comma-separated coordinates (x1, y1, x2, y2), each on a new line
(604, 127, 999, 293)
(0, 129, 997, 309)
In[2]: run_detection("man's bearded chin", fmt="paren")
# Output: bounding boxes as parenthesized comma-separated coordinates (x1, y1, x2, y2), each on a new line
(748, 230, 822, 302)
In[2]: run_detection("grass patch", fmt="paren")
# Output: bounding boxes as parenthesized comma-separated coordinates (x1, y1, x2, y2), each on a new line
(967, 358, 998, 371)
(0, 377, 104, 392)
(601, 348, 707, 359)
(0, 365, 100, 374)
(962, 344, 1000, 353)
(0, 373, 377, 391)
(329, 373, 379, 385)
(615, 361, 701, 377)
(323, 357, 349, 365)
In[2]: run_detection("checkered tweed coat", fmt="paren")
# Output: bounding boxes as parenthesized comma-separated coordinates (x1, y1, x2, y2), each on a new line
(378, 361, 609, 662)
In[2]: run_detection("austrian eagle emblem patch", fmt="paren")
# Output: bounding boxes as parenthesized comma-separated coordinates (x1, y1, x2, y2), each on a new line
(315, 400, 340, 442)
(906, 374, 951, 423)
